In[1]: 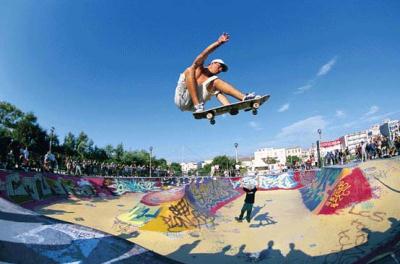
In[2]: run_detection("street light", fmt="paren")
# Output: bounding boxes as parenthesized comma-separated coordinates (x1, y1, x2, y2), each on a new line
(317, 129, 322, 168)
(234, 143, 239, 164)
(149, 146, 153, 177)
(49, 127, 55, 152)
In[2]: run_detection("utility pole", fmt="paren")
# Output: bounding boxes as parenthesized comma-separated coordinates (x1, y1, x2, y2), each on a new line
(317, 129, 322, 168)
(149, 146, 153, 177)
(49, 127, 55, 152)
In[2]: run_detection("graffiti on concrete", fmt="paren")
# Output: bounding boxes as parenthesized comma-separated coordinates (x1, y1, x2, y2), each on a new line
(187, 178, 241, 214)
(230, 173, 299, 190)
(4, 173, 52, 202)
(117, 204, 160, 227)
(110, 179, 158, 195)
(300, 168, 342, 212)
(161, 198, 215, 232)
(319, 168, 372, 215)
(141, 187, 185, 206)
(297, 170, 317, 186)
(15, 223, 145, 263)
(258, 172, 298, 189)
(325, 180, 351, 208)
(348, 206, 386, 223)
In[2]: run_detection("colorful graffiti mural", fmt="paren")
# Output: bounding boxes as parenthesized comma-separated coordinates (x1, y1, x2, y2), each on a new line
(1, 158, 399, 264)
(141, 187, 185, 206)
(231, 172, 301, 190)
(300, 167, 373, 215)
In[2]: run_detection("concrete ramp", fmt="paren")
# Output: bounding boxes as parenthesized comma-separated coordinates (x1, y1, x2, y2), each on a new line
(1, 158, 400, 263)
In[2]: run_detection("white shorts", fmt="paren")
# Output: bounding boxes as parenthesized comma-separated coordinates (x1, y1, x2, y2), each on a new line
(174, 73, 219, 112)
(174, 74, 193, 111)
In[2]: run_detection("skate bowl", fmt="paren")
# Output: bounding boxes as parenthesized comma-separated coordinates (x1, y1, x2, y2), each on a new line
(0, 158, 399, 263)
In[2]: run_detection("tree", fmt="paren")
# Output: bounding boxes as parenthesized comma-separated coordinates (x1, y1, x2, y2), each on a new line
(0, 102, 49, 157)
(286, 155, 301, 166)
(263, 157, 278, 164)
(104, 144, 114, 160)
(114, 143, 124, 162)
(0, 101, 24, 131)
(170, 162, 182, 175)
(155, 158, 168, 170)
(76, 132, 90, 159)
(89, 146, 108, 161)
(198, 163, 212, 175)
(212, 155, 236, 175)
(63, 132, 76, 156)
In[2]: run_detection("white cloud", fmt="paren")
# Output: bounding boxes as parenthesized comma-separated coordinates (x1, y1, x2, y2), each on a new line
(277, 116, 327, 139)
(278, 103, 290, 112)
(295, 84, 313, 94)
(365, 105, 379, 116)
(293, 56, 338, 95)
(336, 110, 345, 118)
(249, 121, 263, 131)
(317, 57, 337, 76)
(365, 110, 399, 122)
(261, 116, 328, 147)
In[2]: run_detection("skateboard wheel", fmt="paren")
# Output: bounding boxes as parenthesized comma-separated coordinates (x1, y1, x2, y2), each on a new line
(253, 102, 260, 109)
(230, 109, 239, 115)
(210, 119, 216, 125)
(206, 112, 214, 120)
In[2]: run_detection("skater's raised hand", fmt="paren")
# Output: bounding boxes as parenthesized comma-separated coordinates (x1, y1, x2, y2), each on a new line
(218, 32, 230, 44)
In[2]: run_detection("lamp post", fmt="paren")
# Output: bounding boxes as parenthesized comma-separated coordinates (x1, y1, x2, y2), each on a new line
(149, 146, 153, 177)
(49, 127, 55, 152)
(234, 143, 239, 164)
(317, 129, 322, 168)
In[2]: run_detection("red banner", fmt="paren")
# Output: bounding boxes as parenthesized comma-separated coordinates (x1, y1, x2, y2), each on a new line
(320, 139, 341, 148)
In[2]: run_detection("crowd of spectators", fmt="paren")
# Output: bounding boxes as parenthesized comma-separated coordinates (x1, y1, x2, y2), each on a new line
(323, 148, 351, 166)
(63, 157, 170, 177)
(1, 149, 171, 177)
(322, 135, 400, 166)
(355, 135, 400, 162)
(2, 134, 400, 176)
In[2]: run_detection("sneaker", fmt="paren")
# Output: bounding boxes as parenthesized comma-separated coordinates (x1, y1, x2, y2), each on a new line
(194, 103, 204, 113)
(235, 217, 243, 222)
(246, 218, 251, 223)
(242, 92, 260, 101)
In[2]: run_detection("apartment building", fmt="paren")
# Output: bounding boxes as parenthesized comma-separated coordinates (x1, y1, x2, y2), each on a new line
(253, 147, 286, 172)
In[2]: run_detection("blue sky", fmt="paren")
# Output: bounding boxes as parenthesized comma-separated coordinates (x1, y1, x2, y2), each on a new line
(1, 1, 400, 162)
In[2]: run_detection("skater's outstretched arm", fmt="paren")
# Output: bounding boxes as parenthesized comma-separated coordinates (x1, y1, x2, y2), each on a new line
(192, 33, 230, 68)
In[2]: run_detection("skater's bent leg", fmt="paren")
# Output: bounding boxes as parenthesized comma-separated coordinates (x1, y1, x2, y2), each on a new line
(216, 92, 230, 106)
(212, 79, 245, 101)
(184, 67, 200, 106)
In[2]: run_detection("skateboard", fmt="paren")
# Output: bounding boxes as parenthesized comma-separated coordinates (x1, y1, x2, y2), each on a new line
(193, 95, 270, 125)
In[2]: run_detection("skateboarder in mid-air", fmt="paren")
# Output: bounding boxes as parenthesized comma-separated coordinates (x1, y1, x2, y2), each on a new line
(174, 33, 260, 113)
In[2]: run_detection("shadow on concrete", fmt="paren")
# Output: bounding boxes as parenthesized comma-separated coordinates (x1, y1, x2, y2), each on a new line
(249, 212, 277, 228)
(165, 217, 400, 263)
(0, 211, 53, 225)
(0, 236, 177, 264)
(37, 208, 75, 215)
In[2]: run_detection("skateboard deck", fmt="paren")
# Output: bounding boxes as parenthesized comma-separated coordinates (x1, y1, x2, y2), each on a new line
(193, 95, 270, 125)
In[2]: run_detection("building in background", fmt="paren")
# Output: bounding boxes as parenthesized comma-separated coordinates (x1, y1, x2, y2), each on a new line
(180, 162, 199, 174)
(285, 147, 302, 158)
(319, 139, 342, 156)
(367, 124, 381, 138)
(340, 131, 368, 155)
(380, 119, 399, 141)
(253, 147, 286, 173)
